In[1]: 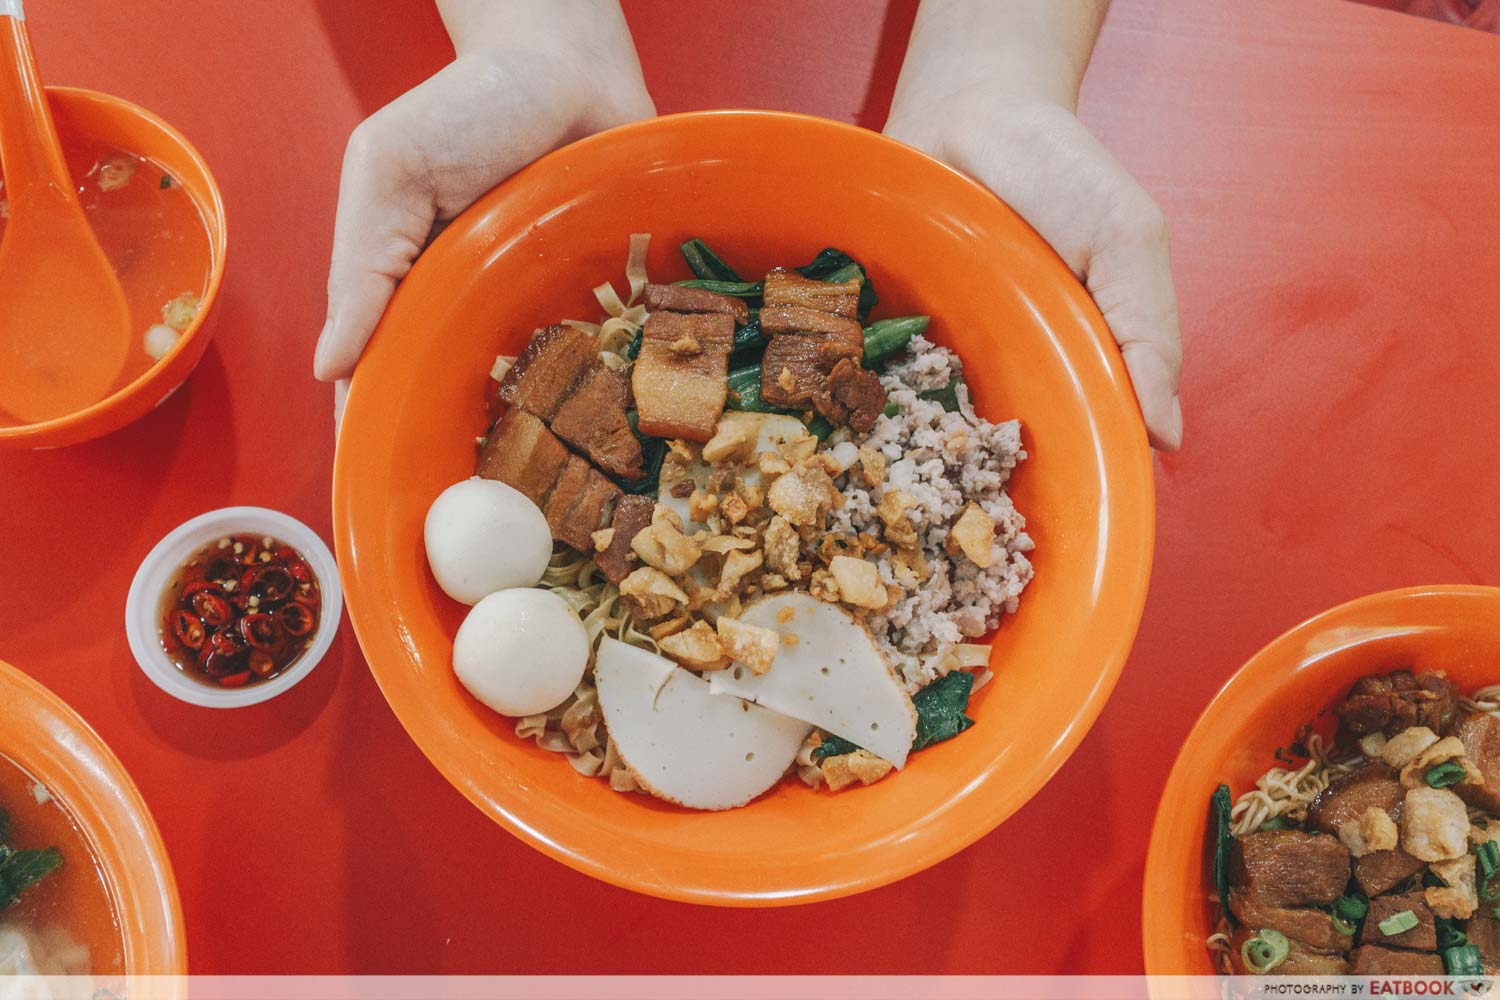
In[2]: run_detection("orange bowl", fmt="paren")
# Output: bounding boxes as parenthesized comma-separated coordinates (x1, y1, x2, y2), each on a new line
(0, 86, 227, 449)
(1142, 585, 1500, 974)
(0, 659, 186, 975)
(334, 110, 1155, 904)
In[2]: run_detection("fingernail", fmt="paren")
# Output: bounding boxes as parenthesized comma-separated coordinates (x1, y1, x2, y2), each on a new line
(313, 319, 335, 381)
(1166, 395, 1183, 450)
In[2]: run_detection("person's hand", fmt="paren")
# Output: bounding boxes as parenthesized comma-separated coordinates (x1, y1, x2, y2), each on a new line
(884, 1, 1183, 451)
(314, 1, 654, 383)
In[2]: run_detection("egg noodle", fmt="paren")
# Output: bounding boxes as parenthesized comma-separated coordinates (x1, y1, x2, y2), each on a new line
(509, 236, 656, 791)
(1204, 690, 1500, 973)
(499, 234, 997, 797)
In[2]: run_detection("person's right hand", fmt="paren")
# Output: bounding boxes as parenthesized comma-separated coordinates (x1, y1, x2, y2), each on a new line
(314, 1, 654, 383)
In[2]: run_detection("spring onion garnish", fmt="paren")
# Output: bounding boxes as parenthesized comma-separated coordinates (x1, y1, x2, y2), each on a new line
(1478, 840, 1499, 878)
(1425, 760, 1467, 789)
(1475, 842, 1500, 902)
(1241, 929, 1289, 974)
(1378, 909, 1419, 936)
(1443, 943, 1484, 978)
(1437, 917, 1468, 950)
(1333, 894, 1369, 925)
(1331, 913, 1356, 936)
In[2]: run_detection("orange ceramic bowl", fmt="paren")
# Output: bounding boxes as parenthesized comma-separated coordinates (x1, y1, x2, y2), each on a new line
(1142, 585, 1500, 974)
(0, 659, 186, 975)
(334, 111, 1155, 904)
(0, 86, 227, 449)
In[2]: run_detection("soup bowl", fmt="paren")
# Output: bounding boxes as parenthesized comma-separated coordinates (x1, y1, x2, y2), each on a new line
(0, 659, 185, 976)
(0, 86, 227, 449)
(334, 110, 1155, 904)
(1142, 585, 1500, 974)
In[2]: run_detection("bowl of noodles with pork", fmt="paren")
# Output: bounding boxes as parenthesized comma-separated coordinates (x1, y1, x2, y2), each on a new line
(1144, 585, 1500, 975)
(334, 110, 1154, 904)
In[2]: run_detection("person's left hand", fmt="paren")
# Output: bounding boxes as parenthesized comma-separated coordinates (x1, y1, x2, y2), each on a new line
(886, 94, 1183, 451)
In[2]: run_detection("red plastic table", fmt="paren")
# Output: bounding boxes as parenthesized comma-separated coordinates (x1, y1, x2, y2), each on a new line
(3, 0, 1498, 975)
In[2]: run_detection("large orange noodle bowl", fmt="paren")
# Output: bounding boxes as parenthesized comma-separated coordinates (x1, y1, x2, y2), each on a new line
(0, 659, 185, 976)
(334, 111, 1155, 904)
(1143, 585, 1500, 974)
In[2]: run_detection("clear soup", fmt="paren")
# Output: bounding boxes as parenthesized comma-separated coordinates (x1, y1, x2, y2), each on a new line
(0, 134, 213, 428)
(0, 753, 123, 977)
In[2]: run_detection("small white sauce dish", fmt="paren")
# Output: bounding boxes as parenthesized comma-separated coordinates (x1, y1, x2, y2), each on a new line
(125, 506, 342, 708)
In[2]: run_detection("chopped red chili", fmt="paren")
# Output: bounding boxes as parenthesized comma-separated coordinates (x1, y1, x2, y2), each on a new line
(159, 532, 322, 690)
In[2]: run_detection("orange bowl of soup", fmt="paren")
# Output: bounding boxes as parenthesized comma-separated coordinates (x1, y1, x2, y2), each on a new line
(0, 86, 226, 449)
(0, 659, 185, 980)
(1142, 585, 1500, 974)
(334, 111, 1155, 903)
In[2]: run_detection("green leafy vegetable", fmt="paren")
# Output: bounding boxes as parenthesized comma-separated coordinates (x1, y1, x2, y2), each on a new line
(918, 377, 965, 413)
(1422, 868, 1445, 888)
(805, 415, 834, 442)
(813, 671, 978, 761)
(625, 327, 643, 360)
(679, 238, 743, 282)
(0, 847, 63, 912)
(729, 310, 768, 369)
(861, 316, 930, 368)
(725, 365, 789, 414)
(1444, 943, 1483, 977)
(1257, 816, 1293, 832)
(794, 248, 878, 320)
(0, 808, 9, 842)
(1212, 785, 1235, 926)
(911, 670, 976, 750)
(618, 411, 666, 496)
(812, 733, 859, 760)
(676, 278, 763, 301)
(1240, 929, 1288, 973)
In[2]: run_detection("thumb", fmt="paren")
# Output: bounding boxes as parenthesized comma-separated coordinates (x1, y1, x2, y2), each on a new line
(314, 125, 435, 382)
(1085, 198, 1184, 451)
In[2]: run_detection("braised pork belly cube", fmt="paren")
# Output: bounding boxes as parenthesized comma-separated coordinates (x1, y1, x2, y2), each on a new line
(762, 268, 860, 318)
(1307, 762, 1404, 835)
(759, 333, 859, 410)
(1455, 710, 1500, 814)
(1359, 890, 1437, 950)
(1228, 889, 1351, 953)
(1232, 830, 1350, 907)
(814, 357, 887, 434)
(542, 456, 593, 536)
(758, 304, 864, 351)
(1467, 908, 1500, 972)
(1335, 669, 1460, 741)
(565, 466, 622, 554)
(596, 494, 655, 584)
(1228, 927, 1350, 975)
(550, 364, 643, 481)
(476, 407, 569, 507)
(643, 283, 749, 325)
(1351, 946, 1443, 976)
(1354, 849, 1427, 897)
(632, 311, 733, 442)
(495, 325, 600, 421)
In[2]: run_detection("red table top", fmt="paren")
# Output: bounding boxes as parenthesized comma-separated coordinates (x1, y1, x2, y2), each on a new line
(3, 0, 1498, 975)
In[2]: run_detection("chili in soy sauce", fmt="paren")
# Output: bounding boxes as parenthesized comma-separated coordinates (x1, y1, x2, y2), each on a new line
(158, 534, 321, 688)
